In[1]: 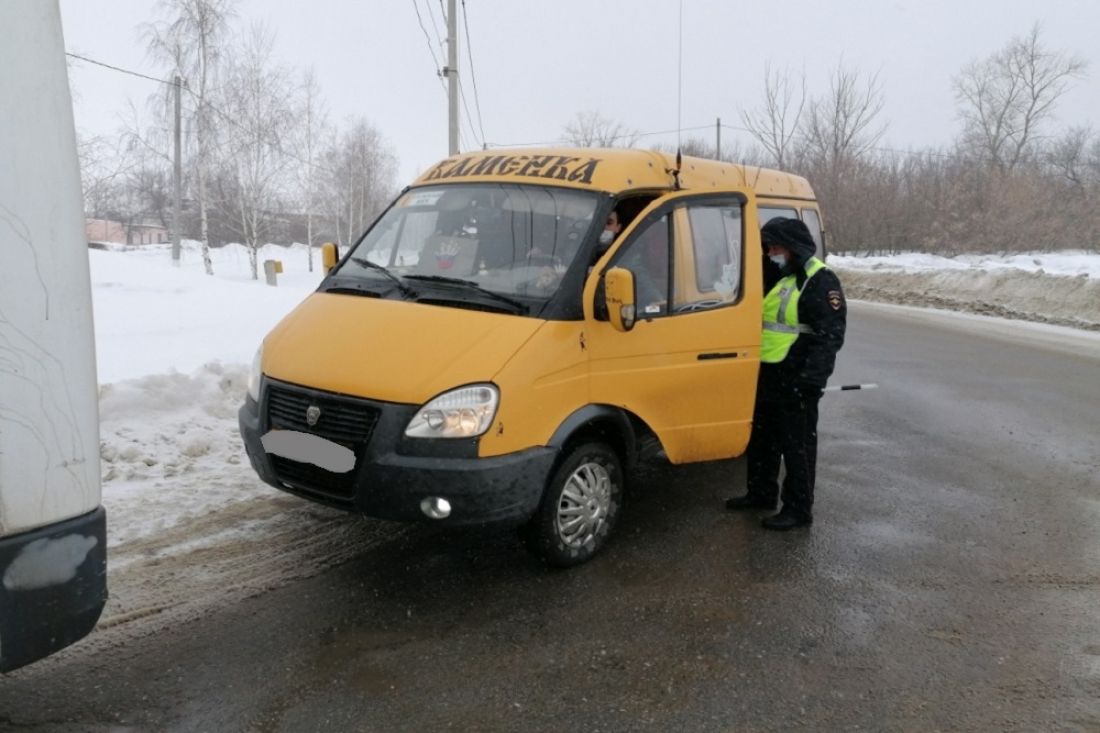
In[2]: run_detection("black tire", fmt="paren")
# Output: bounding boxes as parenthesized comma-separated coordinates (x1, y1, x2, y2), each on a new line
(524, 442, 623, 567)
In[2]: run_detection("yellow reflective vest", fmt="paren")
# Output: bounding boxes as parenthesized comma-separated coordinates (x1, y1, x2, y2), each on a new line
(761, 257, 827, 364)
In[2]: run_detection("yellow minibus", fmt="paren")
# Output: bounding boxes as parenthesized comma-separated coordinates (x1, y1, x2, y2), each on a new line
(239, 147, 824, 566)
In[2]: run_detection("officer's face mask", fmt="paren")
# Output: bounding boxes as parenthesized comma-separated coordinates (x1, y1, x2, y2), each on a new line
(768, 253, 788, 268)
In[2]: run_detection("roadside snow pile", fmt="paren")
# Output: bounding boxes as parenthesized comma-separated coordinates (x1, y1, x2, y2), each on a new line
(97, 363, 267, 551)
(830, 251, 1100, 330)
(90, 240, 325, 550)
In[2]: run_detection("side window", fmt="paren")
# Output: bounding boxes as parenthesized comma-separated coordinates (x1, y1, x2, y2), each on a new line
(614, 214, 670, 318)
(801, 208, 825, 259)
(758, 206, 798, 228)
(682, 203, 743, 305)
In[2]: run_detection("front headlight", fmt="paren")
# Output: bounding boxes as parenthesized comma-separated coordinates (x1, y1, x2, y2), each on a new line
(405, 384, 499, 439)
(247, 344, 263, 401)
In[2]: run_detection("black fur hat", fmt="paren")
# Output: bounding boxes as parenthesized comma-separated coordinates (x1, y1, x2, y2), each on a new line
(761, 217, 816, 259)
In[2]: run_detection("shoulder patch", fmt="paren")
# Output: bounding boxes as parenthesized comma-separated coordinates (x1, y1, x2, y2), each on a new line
(827, 290, 844, 310)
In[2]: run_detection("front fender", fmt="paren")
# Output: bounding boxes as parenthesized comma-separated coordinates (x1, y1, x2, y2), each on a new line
(548, 404, 638, 467)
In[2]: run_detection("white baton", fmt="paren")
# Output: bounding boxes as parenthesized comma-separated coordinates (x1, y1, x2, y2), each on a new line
(823, 383, 878, 392)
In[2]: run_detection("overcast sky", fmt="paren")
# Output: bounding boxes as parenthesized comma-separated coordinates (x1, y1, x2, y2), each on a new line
(60, 0, 1100, 183)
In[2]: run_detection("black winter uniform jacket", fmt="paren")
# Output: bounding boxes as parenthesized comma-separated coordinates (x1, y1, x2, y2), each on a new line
(759, 251, 847, 396)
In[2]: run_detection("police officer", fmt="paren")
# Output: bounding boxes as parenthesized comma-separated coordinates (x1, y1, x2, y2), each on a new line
(726, 217, 846, 530)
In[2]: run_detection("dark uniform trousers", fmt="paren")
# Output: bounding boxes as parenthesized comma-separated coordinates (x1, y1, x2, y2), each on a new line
(745, 386, 821, 519)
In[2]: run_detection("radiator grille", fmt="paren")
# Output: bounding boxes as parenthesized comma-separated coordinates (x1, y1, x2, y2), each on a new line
(266, 383, 379, 447)
(264, 381, 381, 503)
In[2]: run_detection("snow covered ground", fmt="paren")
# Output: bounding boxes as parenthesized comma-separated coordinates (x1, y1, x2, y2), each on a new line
(830, 251, 1100, 280)
(73, 242, 1100, 650)
(91, 241, 323, 548)
(831, 251, 1100, 330)
(80, 241, 414, 650)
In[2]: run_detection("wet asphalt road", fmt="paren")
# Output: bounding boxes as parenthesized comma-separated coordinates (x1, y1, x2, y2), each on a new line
(3, 302, 1100, 732)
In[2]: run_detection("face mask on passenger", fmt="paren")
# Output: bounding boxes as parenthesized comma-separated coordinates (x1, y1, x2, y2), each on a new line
(599, 229, 615, 245)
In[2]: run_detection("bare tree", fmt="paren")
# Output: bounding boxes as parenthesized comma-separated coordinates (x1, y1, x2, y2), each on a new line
(114, 100, 178, 236)
(1087, 136, 1100, 190)
(146, 0, 236, 274)
(77, 133, 130, 221)
(1045, 126, 1092, 188)
(320, 119, 397, 246)
(740, 64, 807, 170)
(216, 23, 293, 280)
(953, 24, 1087, 172)
(561, 111, 639, 148)
(803, 63, 887, 173)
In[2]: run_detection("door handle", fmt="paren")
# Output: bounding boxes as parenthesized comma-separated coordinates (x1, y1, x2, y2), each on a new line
(697, 352, 738, 361)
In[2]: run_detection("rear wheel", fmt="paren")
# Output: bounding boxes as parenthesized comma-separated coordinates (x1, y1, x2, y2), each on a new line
(525, 442, 622, 567)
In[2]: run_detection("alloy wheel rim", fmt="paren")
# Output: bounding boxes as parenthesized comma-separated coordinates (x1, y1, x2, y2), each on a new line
(555, 461, 612, 548)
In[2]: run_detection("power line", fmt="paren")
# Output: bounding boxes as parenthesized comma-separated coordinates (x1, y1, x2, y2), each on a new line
(425, 0, 473, 152)
(460, 0, 487, 146)
(423, 0, 446, 54)
(69, 51, 342, 181)
(65, 51, 174, 86)
(412, 0, 448, 98)
(458, 79, 482, 149)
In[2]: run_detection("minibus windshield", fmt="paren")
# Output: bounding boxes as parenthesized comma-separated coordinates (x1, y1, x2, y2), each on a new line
(337, 183, 600, 306)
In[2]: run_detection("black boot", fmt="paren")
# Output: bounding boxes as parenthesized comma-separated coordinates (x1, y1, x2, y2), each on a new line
(725, 494, 774, 511)
(761, 509, 812, 530)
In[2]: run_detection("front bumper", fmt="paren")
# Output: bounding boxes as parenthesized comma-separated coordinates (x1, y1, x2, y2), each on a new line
(0, 507, 108, 672)
(239, 378, 556, 526)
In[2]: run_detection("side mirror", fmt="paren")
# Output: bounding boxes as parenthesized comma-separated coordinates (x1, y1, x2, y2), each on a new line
(321, 242, 339, 274)
(604, 267, 636, 332)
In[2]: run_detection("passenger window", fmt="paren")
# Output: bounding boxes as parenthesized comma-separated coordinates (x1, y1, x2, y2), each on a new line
(614, 215, 670, 318)
(758, 206, 797, 226)
(683, 203, 742, 305)
(801, 208, 825, 258)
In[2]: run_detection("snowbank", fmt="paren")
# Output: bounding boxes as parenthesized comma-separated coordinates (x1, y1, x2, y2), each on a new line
(831, 252, 1100, 331)
(90, 241, 325, 546)
(830, 251, 1100, 280)
(97, 363, 270, 551)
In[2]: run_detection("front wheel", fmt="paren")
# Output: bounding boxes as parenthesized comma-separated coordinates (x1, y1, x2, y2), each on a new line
(524, 442, 623, 567)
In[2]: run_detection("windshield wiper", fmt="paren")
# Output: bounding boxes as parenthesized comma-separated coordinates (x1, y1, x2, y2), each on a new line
(403, 275, 529, 314)
(323, 285, 382, 298)
(348, 257, 417, 297)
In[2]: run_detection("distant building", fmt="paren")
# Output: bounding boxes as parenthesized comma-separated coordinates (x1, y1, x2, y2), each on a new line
(128, 220, 169, 244)
(85, 218, 169, 245)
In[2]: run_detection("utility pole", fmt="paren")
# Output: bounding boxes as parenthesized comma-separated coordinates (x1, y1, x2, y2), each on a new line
(172, 75, 183, 265)
(446, 0, 459, 155)
(716, 117, 721, 161)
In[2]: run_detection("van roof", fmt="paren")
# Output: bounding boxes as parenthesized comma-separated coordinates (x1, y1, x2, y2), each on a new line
(411, 147, 815, 200)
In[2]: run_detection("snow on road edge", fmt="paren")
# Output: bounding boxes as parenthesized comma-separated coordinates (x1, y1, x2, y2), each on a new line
(834, 265, 1100, 332)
